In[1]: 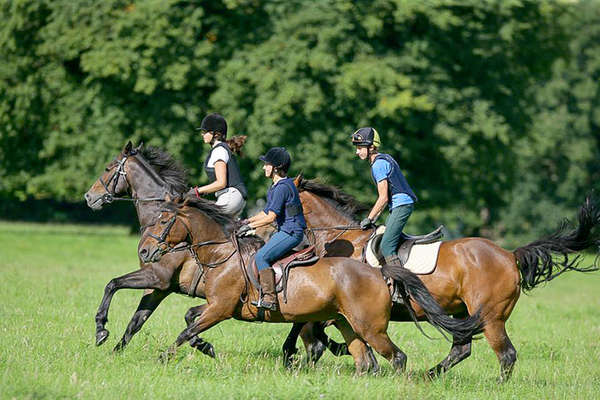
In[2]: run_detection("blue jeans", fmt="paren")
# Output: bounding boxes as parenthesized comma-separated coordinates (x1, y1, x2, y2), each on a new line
(381, 204, 414, 258)
(255, 230, 304, 271)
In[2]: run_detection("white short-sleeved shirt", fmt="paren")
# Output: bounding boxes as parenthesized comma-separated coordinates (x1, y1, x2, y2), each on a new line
(206, 142, 230, 168)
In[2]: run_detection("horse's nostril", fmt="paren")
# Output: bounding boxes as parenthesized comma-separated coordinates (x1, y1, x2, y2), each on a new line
(84, 193, 90, 200)
(140, 249, 147, 255)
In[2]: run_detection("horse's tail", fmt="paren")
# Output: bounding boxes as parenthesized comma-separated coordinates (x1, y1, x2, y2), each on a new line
(381, 264, 484, 343)
(513, 195, 600, 292)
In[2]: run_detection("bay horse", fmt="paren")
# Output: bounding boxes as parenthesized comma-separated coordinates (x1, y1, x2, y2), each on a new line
(288, 176, 600, 381)
(84, 141, 218, 355)
(136, 197, 484, 373)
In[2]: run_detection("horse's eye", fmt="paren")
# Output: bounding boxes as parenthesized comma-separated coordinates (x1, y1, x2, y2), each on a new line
(160, 220, 168, 225)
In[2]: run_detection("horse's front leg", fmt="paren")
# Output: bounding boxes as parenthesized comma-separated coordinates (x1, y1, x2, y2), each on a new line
(95, 267, 168, 346)
(112, 289, 170, 352)
(282, 322, 306, 368)
(160, 303, 232, 363)
(184, 304, 216, 358)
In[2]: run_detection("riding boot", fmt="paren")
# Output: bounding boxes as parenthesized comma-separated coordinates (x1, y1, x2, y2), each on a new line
(254, 268, 278, 311)
(384, 254, 403, 267)
(384, 255, 404, 304)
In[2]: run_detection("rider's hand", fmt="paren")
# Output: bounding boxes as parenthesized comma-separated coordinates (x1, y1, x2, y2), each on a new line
(360, 217, 373, 230)
(187, 187, 200, 198)
(236, 224, 253, 237)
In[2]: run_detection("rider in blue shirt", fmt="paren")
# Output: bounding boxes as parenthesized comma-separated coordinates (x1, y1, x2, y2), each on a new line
(351, 127, 417, 266)
(237, 147, 306, 311)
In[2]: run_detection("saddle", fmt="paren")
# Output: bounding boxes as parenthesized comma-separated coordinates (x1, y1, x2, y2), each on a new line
(364, 225, 444, 269)
(247, 245, 320, 303)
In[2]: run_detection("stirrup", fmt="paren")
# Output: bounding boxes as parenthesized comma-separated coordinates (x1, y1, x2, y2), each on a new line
(251, 297, 278, 311)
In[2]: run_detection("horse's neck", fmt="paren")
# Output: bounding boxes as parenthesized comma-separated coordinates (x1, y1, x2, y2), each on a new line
(128, 158, 172, 227)
(309, 197, 356, 227)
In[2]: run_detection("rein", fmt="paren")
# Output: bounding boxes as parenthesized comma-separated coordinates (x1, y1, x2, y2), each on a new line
(148, 210, 238, 297)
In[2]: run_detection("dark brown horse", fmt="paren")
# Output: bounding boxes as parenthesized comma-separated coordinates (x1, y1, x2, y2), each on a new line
(287, 176, 600, 380)
(136, 197, 484, 372)
(85, 142, 218, 355)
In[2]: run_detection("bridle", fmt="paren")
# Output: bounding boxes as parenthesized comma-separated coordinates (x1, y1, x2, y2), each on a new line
(96, 152, 165, 205)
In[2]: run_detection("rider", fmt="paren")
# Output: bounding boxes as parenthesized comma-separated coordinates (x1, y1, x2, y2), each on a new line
(351, 127, 417, 266)
(188, 113, 248, 217)
(237, 147, 307, 311)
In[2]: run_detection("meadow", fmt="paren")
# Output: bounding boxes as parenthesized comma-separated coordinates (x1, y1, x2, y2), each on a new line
(1, 221, 599, 399)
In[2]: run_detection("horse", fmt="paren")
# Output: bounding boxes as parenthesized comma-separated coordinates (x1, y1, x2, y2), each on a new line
(135, 196, 484, 373)
(285, 176, 600, 381)
(84, 141, 218, 356)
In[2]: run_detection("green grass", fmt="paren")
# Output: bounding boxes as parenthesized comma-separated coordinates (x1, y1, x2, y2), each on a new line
(1, 221, 600, 399)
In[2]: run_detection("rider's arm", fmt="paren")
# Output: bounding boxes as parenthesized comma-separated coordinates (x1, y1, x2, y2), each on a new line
(248, 211, 277, 228)
(368, 179, 389, 221)
(197, 161, 227, 194)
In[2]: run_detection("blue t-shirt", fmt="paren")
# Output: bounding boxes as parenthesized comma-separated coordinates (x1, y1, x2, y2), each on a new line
(372, 159, 414, 209)
(263, 178, 307, 235)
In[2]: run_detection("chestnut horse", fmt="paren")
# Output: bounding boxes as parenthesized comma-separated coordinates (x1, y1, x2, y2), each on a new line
(287, 177, 600, 381)
(136, 197, 484, 372)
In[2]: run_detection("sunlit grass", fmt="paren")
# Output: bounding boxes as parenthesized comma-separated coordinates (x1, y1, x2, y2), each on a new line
(1, 222, 599, 399)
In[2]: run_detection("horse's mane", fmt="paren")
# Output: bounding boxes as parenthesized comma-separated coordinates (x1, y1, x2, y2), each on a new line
(139, 146, 188, 194)
(163, 197, 264, 254)
(297, 177, 369, 221)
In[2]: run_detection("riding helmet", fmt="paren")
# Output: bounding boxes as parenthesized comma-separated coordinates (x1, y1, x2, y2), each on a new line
(351, 127, 381, 147)
(197, 113, 227, 138)
(259, 147, 291, 173)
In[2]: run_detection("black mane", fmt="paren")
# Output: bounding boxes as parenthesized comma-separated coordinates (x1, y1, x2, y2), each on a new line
(297, 178, 369, 221)
(139, 146, 188, 194)
(163, 197, 264, 254)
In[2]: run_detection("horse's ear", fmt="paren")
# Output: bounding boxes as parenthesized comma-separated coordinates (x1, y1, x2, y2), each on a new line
(134, 142, 144, 152)
(293, 172, 303, 187)
(164, 193, 173, 203)
(123, 141, 133, 154)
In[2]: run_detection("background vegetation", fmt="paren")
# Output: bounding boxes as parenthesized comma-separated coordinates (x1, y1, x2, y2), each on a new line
(1, 0, 599, 246)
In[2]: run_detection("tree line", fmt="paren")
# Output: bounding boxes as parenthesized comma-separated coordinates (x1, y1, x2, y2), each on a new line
(1, 0, 599, 246)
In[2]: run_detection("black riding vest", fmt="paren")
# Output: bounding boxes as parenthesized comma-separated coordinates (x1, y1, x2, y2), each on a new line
(203, 142, 248, 199)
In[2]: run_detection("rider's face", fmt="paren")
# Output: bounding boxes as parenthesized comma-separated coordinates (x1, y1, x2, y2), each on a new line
(355, 146, 369, 160)
(263, 163, 274, 178)
(202, 131, 214, 144)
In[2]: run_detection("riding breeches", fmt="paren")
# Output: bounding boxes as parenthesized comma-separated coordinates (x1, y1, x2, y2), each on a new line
(380, 203, 414, 258)
(215, 187, 246, 217)
(255, 230, 303, 271)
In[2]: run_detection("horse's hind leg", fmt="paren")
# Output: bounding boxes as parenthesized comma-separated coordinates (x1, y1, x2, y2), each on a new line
(282, 322, 306, 368)
(427, 336, 472, 379)
(113, 289, 169, 352)
(484, 320, 517, 382)
(362, 330, 407, 373)
(298, 322, 327, 365)
(334, 318, 379, 375)
(184, 304, 215, 358)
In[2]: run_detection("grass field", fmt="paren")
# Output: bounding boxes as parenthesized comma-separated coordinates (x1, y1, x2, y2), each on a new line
(1, 221, 600, 399)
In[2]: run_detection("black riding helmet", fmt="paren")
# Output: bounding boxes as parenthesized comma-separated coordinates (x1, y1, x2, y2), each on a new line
(197, 113, 227, 138)
(351, 127, 381, 147)
(259, 147, 291, 173)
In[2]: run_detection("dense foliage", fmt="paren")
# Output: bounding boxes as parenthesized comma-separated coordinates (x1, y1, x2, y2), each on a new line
(1, 0, 598, 245)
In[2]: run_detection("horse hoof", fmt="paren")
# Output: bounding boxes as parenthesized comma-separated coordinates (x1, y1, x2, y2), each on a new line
(158, 351, 171, 364)
(189, 337, 216, 358)
(113, 342, 125, 353)
(96, 329, 110, 346)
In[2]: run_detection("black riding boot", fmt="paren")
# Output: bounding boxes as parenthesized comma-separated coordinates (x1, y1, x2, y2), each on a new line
(253, 268, 278, 311)
(384, 255, 404, 304)
(384, 254, 403, 267)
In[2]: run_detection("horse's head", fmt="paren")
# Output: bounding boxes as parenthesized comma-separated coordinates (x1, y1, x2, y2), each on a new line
(138, 198, 190, 263)
(84, 141, 142, 210)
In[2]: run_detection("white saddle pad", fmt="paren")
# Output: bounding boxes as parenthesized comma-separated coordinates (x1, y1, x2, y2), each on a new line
(365, 227, 442, 275)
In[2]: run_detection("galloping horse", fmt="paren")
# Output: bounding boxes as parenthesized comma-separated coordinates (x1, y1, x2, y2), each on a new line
(85, 142, 217, 355)
(287, 176, 600, 381)
(136, 197, 484, 372)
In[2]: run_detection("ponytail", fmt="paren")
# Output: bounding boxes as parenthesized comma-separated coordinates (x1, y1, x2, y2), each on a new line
(226, 135, 248, 156)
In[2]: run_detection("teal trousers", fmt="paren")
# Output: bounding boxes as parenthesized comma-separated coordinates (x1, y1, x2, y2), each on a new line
(380, 204, 414, 258)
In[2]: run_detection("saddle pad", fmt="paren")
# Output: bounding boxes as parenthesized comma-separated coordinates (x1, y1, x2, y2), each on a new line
(402, 241, 442, 274)
(366, 236, 442, 275)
